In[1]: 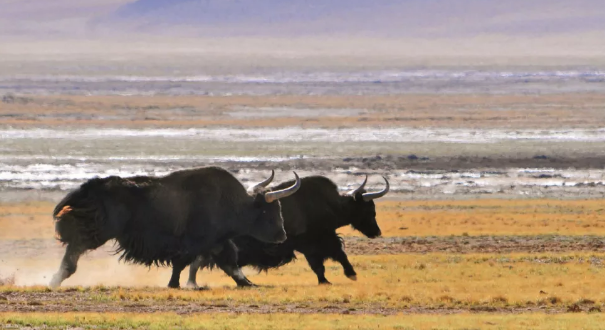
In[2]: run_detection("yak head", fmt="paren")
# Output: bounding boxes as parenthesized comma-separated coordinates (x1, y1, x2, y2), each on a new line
(247, 170, 301, 244)
(345, 175, 390, 238)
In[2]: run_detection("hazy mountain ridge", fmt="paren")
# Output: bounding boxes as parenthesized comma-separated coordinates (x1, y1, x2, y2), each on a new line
(107, 0, 605, 37)
(1, 0, 604, 38)
(1, 0, 605, 66)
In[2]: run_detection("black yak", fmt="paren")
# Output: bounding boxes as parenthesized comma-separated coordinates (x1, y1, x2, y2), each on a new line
(50, 166, 301, 289)
(187, 175, 389, 286)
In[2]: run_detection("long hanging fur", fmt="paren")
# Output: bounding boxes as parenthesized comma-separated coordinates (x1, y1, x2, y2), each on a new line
(199, 236, 297, 273)
(236, 236, 298, 272)
(113, 232, 186, 267)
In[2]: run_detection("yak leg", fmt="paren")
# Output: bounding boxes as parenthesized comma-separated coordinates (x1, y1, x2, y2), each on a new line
(324, 236, 357, 281)
(186, 256, 205, 289)
(303, 253, 330, 285)
(332, 249, 357, 280)
(49, 244, 86, 289)
(213, 240, 256, 287)
(168, 258, 190, 289)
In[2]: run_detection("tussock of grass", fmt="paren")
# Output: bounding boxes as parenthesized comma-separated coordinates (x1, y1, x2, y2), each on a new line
(2, 312, 605, 330)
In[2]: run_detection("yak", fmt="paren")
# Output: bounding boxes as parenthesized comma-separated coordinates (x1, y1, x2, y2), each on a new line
(187, 174, 389, 287)
(50, 166, 301, 289)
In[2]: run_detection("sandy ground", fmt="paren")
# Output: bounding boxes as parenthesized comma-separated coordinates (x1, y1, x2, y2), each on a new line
(3, 93, 605, 129)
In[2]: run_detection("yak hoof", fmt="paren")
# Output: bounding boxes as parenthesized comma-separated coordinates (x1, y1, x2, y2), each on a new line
(236, 278, 259, 288)
(318, 280, 332, 286)
(185, 282, 209, 291)
(49, 275, 62, 289)
(237, 282, 259, 288)
(347, 274, 358, 281)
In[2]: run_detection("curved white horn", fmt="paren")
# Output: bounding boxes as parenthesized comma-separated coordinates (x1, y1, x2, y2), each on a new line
(265, 172, 301, 203)
(346, 175, 368, 198)
(362, 176, 390, 201)
(250, 170, 275, 192)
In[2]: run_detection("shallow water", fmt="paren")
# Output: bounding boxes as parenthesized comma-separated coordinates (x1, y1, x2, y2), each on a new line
(3, 127, 605, 143)
(2, 69, 605, 95)
(1, 158, 604, 198)
(2, 127, 605, 194)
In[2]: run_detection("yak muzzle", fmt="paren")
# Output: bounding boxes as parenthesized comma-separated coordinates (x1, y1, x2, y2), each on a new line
(273, 231, 287, 244)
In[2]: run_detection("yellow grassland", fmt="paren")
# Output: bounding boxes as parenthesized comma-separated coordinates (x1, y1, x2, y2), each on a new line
(3, 199, 605, 325)
(2, 253, 605, 308)
(3, 199, 605, 240)
(2, 312, 605, 330)
(347, 199, 605, 237)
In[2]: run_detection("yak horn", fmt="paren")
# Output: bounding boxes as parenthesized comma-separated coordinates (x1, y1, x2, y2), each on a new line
(346, 175, 368, 198)
(265, 172, 301, 203)
(250, 170, 275, 192)
(362, 176, 390, 201)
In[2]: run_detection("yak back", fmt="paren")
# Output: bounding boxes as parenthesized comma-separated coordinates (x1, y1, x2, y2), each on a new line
(150, 166, 252, 235)
(270, 176, 343, 236)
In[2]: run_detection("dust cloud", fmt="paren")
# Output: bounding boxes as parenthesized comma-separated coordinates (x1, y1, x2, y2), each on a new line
(0, 250, 237, 288)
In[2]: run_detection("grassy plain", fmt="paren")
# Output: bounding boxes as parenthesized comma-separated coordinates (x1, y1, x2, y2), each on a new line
(367, 199, 605, 237)
(2, 253, 605, 310)
(2, 199, 605, 328)
(2, 312, 605, 330)
(3, 199, 605, 240)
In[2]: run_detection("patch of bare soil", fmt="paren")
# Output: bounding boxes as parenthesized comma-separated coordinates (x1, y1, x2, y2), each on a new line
(0, 291, 577, 315)
(344, 235, 605, 255)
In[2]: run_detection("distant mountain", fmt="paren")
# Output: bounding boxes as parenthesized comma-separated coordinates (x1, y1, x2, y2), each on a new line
(0, 0, 604, 40)
(108, 0, 399, 36)
(0, 0, 129, 38)
(106, 0, 605, 37)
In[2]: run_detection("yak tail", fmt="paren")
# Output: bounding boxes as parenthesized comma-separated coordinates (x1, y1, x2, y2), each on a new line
(52, 190, 106, 246)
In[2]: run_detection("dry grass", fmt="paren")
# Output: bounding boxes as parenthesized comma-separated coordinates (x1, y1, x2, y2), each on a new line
(2, 312, 605, 330)
(3, 93, 605, 128)
(2, 253, 605, 309)
(362, 199, 605, 237)
(3, 199, 605, 323)
(3, 199, 605, 241)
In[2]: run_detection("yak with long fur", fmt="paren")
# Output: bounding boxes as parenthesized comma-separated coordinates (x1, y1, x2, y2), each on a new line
(188, 175, 389, 286)
(50, 166, 300, 289)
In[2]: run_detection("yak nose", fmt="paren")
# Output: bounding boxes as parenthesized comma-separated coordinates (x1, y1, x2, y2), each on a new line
(274, 231, 287, 243)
